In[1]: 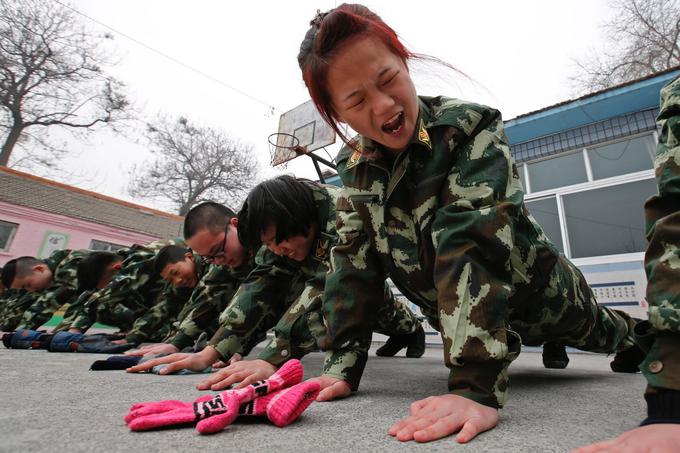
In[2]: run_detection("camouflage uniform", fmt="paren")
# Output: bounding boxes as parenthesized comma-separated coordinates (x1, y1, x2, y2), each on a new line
(163, 258, 256, 351)
(17, 249, 92, 330)
(124, 277, 195, 346)
(0, 289, 39, 331)
(66, 239, 185, 333)
(640, 75, 680, 420)
(323, 96, 636, 407)
(210, 181, 422, 388)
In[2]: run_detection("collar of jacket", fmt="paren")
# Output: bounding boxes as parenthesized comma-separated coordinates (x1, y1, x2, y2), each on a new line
(303, 181, 336, 263)
(340, 97, 435, 171)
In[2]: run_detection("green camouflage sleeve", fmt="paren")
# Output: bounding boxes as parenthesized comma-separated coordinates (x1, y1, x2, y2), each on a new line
(319, 194, 387, 388)
(641, 75, 680, 392)
(1, 290, 39, 331)
(67, 291, 98, 332)
(17, 285, 77, 330)
(166, 264, 247, 351)
(210, 251, 301, 361)
(18, 249, 89, 330)
(125, 283, 192, 345)
(430, 109, 520, 408)
(52, 290, 95, 332)
(70, 245, 166, 332)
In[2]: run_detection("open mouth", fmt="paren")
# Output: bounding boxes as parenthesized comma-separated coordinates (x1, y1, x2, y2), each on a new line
(382, 112, 404, 135)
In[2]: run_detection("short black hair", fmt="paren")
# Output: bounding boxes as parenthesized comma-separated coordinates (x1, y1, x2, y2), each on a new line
(183, 202, 237, 240)
(77, 252, 122, 291)
(237, 175, 317, 250)
(1, 256, 43, 288)
(153, 245, 191, 275)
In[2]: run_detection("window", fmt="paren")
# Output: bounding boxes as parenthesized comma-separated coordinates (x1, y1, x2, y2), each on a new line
(527, 151, 588, 192)
(587, 135, 655, 180)
(89, 239, 125, 252)
(562, 179, 657, 258)
(525, 197, 564, 253)
(0, 220, 18, 252)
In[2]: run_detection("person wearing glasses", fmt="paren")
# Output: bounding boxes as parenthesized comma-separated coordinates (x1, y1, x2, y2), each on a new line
(125, 202, 302, 371)
(127, 183, 424, 379)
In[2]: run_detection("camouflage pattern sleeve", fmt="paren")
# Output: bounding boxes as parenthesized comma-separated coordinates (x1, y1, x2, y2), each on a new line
(51, 289, 95, 332)
(641, 75, 680, 393)
(69, 241, 179, 332)
(167, 262, 251, 351)
(0, 290, 40, 331)
(67, 291, 98, 332)
(18, 249, 91, 330)
(18, 285, 78, 330)
(318, 193, 388, 388)
(210, 251, 301, 361)
(125, 283, 193, 345)
(429, 108, 521, 408)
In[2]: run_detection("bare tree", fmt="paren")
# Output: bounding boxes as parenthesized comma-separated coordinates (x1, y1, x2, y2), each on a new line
(129, 116, 260, 216)
(572, 0, 680, 93)
(0, 0, 129, 169)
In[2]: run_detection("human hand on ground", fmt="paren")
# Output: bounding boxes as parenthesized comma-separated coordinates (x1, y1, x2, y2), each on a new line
(570, 424, 680, 453)
(211, 352, 242, 369)
(388, 394, 499, 443)
(196, 359, 277, 391)
(311, 375, 352, 401)
(124, 343, 180, 357)
(125, 346, 220, 374)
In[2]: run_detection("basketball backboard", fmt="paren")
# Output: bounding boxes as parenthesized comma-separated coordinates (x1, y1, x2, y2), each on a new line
(270, 100, 336, 167)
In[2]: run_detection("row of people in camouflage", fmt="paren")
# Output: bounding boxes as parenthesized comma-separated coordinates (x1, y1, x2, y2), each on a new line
(0, 184, 427, 372)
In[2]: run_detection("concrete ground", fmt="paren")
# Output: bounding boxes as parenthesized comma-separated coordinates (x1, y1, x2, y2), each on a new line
(0, 344, 646, 453)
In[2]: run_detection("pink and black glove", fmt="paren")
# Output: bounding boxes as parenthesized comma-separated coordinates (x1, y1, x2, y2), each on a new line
(125, 359, 313, 433)
(200, 380, 319, 432)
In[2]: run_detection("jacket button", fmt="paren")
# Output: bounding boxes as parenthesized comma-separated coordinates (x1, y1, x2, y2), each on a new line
(280, 349, 289, 357)
(648, 360, 663, 373)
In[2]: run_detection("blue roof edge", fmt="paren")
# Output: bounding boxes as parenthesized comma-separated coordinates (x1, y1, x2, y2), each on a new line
(504, 70, 679, 145)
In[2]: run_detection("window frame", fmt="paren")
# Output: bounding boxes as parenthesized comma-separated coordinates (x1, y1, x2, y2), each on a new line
(519, 131, 656, 264)
(89, 239, 126, 252)
(0, 220, 19, 252)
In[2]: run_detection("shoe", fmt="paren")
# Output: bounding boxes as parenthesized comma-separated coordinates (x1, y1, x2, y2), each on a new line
(405, 325, 426, 358)
(376, 334, 408, 357)
(610, 344, 645, 373)
(376, 325, 426, 358)
(542, 342, 569, 369)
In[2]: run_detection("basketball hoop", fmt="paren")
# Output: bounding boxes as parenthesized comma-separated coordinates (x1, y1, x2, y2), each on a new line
(268, 132, 306, 168)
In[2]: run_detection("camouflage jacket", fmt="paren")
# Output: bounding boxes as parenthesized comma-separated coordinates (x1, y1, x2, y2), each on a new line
(210, 184, 354, 372)
(123, 252, 207, 344)
(18, 249, 93, 330)
(69, 238, 185, 332)
(325, 96, 561, 407)
(0, 289, 39, 331)
(642, 75, 680, 394)
(165, 257, 255, 350)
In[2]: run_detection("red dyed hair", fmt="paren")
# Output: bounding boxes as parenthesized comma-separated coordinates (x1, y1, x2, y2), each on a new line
(297, 4, 413, 146)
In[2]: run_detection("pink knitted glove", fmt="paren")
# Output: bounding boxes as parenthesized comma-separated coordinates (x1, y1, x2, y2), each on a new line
(196, 379, 320, 433)
(126, 359, 303, 431)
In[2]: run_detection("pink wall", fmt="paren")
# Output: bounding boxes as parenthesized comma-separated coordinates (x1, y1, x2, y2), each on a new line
(0, 201, 160, 266)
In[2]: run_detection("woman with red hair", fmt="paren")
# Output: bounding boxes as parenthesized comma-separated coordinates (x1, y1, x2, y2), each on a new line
(297, 3, 645, 444)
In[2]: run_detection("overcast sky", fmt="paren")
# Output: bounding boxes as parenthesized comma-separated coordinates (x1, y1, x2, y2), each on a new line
(46, 0, 614, 213)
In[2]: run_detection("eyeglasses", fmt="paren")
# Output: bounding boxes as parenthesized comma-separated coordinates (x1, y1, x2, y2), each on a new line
(204, 224, 229, 263)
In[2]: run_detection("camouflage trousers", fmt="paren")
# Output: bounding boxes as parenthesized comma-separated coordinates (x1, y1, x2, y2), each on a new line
(435, 255, 637, 407)
(508, 255, 635, 352)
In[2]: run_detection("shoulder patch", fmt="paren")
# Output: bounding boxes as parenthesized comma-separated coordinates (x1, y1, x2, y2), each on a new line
(417, 118, 432, 149)
(346, 150, 362, 169)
